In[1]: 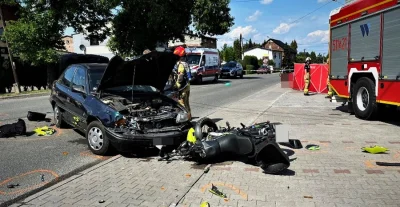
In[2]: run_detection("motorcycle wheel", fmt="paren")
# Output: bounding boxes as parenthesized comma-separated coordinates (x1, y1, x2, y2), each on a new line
(194, 117, 218, 141)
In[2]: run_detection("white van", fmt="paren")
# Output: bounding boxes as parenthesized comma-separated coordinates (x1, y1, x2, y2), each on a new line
(185, 48, 221, 84)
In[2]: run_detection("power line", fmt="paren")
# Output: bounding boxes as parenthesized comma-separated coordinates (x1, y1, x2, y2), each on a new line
(286, 1, 333, 25)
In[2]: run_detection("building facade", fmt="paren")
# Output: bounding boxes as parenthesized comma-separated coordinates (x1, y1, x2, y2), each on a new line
(262, 39, 297, 67)
(243, 47, 282, 69)
(62, 36, 74, 53)
(168, 34, 217, 49)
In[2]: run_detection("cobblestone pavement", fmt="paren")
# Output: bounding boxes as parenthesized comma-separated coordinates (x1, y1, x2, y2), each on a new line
(9, 85, 400, 207)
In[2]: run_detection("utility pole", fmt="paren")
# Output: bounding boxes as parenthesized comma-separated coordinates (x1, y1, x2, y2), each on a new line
(0, 5, 21, 93)
(239, 33, 243, 60)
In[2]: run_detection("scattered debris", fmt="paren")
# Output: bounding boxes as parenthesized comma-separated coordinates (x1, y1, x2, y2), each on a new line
(304, 196, 313, 199)
(200, 201, 210, 207)
(209, 184, 227, 198)
(40, 174, 45, 182)
(305, 144, 320, 151)
(204, 164, 211, 173)
(34, 126, 56, 136)
(362, 146, 389, 154)
(27, 111, 46, 122)
(99, 200, 105, 203)
(376, 162, 400, 167)
(225, 83, 231, 86)
(185, 174, 191, 178)
(62, 152, 69, 156)
(161, 186, 165, 190)
(287, 186, 290, 189)
(0, 119, 26, 138)
(7, 184, 19, 188)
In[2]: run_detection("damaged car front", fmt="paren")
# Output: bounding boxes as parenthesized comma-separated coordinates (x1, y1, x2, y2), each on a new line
(82, 52, 191, 155)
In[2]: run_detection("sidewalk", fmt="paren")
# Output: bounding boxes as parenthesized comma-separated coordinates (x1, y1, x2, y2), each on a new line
(8, 86, 400, 207)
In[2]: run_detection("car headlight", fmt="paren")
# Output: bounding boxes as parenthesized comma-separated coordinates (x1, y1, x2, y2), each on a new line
(176, 111, 190, 123)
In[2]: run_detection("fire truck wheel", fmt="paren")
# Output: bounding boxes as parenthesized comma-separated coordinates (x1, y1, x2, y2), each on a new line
(352, 77, 378, 120)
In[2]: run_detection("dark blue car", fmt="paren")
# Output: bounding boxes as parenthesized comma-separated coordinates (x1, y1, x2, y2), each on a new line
(49, 51, 192, 155)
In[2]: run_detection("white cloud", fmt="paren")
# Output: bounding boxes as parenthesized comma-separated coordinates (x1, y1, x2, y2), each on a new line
(272, 23, 297, 34)
(306, 30, 329, 43)
(216, 25, 258, 49)
(260, 0, 273, 5)
(246, 10, 262, 22)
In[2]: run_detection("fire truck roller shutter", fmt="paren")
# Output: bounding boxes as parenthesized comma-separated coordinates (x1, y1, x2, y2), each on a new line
(382, 6, 400, 80)
(331, 24, 349, 79)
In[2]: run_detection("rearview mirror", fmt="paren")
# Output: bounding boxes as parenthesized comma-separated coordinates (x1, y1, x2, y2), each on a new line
(72, 85, 85, 93)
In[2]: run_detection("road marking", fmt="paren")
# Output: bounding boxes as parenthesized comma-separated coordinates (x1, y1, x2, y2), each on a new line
(0, 169, 59, 195)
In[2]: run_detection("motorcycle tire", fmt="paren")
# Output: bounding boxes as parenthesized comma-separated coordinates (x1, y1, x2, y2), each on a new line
(194, 117, 218, 141)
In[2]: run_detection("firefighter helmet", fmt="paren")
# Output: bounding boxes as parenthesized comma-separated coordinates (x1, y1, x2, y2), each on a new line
(173, 46, 186, 57)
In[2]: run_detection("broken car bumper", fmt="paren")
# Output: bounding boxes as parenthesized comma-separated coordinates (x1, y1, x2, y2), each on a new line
(105, 128, 190, 152)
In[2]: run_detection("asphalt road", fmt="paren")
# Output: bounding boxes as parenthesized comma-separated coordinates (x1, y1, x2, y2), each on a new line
(0, 73, 281, 205)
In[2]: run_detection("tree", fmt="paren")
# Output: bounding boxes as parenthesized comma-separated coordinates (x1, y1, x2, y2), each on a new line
(2, 0, 116, 86)
(310, 51, 317, 63)
(233, 39, 242, 60)
(109, 0, 234, 56)
(290, 40, 298, 51)
(220, 44, 235, 62)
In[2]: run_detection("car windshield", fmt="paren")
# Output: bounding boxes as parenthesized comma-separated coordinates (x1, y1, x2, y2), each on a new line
(104, 85, 159, 93)
(186, 54, 201, 65)
(225, 62, 236, 67)
(88, 68, 106, 92)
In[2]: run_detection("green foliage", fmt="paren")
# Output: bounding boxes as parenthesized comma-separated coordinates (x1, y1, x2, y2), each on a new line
(290, 40, 298, 51)
(246, 65, 254, 74)
(257, 59, 263, 67)
(109, 0, 234, 56)
(220, 44, 235, 62)
(243, 55, 258, 69)
(267, 59, 275, 66)
(233, 39, 241, 61)
(296, 51, 328, 63)
(310, 51, 317, 62)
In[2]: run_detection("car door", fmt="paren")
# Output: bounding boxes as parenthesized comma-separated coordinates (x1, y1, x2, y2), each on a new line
(69, 66, 88, 130)
(55, 66, 77, 124)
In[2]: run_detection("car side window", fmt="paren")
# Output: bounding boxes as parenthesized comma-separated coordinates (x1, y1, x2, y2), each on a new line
(72, 67, 86, 89)
(60, 66, 76, 88)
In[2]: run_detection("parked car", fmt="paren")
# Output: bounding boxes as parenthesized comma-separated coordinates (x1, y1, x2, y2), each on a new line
(256, 65, 272, 74)
(281, 63, 294, 73)
(220, 61, 244, 78)
(49, 51, 192, 155)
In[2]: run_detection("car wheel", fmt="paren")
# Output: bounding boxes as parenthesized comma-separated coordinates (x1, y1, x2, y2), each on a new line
(194, 117, 218, 141)
(86, 121, 111, 155)
(352, 77, 378, 120)
(54, 105, 67, 128)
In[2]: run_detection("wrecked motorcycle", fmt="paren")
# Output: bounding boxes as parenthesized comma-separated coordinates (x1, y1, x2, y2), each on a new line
(160, 117, 290, 174)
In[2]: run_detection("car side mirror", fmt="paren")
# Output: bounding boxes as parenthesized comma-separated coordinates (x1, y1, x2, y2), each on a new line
(72, 85, 85, 94)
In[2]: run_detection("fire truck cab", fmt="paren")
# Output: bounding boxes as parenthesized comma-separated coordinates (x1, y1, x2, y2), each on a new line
(329, 0, 400, 120)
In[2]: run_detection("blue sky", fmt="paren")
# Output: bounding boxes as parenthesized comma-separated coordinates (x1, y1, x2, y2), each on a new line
(64, 0, 344, 55)
(215, 0, 347, 55)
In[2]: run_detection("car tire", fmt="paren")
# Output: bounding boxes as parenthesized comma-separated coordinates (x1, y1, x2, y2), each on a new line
(197, 75, 203, 84)
(54, 105, 67, 128)
(352, 77, 378, 120)
(194, 117, 218, 141)
(86, 121, 111, 155)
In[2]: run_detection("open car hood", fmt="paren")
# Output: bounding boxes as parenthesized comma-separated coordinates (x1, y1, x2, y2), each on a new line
(97, 51, 179, 92)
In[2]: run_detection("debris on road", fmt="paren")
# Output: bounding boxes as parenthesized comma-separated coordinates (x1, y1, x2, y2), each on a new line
(304, 196, 313, 199)
(376, 162, 400, 167)
(33, 126, 55, 136)
(0, 119, 26, 138)
(200, 201, 210, 207)
(40, 174, 45, 182)
(362, 145, 389, 154)
(306, 144, 320, 151)
(99, 200, 105, 203)
(204, 164, 211, 173)
(209, 184, 227, 198)
(27, 111, 47, 122)
(7, 183, 20, 188)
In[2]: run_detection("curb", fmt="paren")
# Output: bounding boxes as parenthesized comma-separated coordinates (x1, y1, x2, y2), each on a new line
(0, 92, 50, 101)
(9, 155, 122, 206)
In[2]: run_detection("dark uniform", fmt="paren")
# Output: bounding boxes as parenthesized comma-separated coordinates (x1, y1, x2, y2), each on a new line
(304, 58, 311, 95)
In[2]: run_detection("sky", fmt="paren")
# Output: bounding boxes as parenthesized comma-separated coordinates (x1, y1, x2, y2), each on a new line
(214, 0, 347, 55)
(64, 0, 346, 55)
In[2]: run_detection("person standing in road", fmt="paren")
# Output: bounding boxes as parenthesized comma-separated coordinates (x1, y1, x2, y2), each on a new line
(173, 46, 192, 119)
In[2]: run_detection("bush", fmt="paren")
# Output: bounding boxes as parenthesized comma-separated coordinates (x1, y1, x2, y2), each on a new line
(246, 65, 254, 74)
(267, 59, 275, 66)
(243, 56, 259, 69)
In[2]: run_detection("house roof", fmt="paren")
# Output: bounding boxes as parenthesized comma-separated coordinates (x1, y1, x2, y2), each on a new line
(263, 38, 297, 53)
(243, 47, 271, 53)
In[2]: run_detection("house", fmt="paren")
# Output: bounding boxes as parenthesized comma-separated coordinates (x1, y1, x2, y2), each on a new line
(262, 38, 297, 67)
(243, 47, 282, 69)
(62, 35, 74, 53)
(168, 34, 217, 49)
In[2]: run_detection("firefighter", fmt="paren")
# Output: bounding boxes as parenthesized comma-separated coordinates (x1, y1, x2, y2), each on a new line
(173, 46, 192, 119)
(304, 57, 311, 95)
(326, 58, 333, 98)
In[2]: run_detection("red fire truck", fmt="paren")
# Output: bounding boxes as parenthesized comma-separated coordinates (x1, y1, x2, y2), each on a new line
(329, 0, 400, 120)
